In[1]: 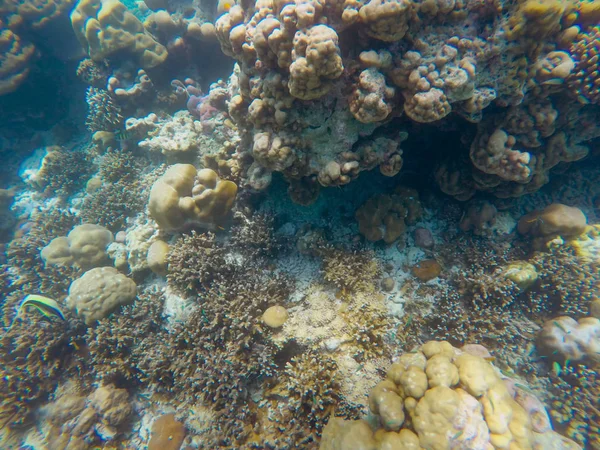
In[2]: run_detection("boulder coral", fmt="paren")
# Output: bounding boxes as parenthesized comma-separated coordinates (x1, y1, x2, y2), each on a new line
(70, 0, 168, 69)
(355, 186, 422, 244)
(148, 164, 238, 231)
(320, 341, 582, 450)
(66, 266, 137, 325)
(41, 224, 114, 270)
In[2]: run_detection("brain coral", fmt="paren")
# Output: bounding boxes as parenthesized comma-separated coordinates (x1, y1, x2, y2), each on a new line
(66, 266, 137, 325)
(148, 164, 238, 230)
(70, 0, 168, 69)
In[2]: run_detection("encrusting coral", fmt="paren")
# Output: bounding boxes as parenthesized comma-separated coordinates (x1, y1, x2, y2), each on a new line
(355, 187, 422, 244)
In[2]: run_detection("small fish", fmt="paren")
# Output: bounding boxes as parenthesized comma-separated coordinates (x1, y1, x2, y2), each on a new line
(452, 430, 463, 440)
(514, 382, 535, 395)
(114, 129, 130, 141)
(405, 314, 413, 329)
(553, 321, 569, 334)
(17, 294, 66, 321)
(552, 361, 562, 377)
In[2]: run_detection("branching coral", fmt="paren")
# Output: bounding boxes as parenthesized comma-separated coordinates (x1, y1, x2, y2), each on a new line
(166, 231, 233, 296)
(85, 290, 168, 385)
(85, 87, 123, 133)
(548, 365, 600, 449)
(23, 145, 95, 197)
(319, 246, 381, 296)
(283, 351, 341, 433)
(0, 314, 84, 433)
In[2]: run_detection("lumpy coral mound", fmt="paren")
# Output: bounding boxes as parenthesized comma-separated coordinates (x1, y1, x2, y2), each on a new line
(321, 341, 581, 450)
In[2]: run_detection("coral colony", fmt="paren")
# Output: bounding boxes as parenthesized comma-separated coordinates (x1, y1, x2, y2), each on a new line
(1, 0, 600, 449)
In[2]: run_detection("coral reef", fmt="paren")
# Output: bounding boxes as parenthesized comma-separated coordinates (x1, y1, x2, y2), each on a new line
(3, 0, 600, 447)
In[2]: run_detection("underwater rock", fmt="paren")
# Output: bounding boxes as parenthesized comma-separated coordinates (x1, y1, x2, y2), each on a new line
(413, 227, 434, 249)
(380, 277, 395, 292)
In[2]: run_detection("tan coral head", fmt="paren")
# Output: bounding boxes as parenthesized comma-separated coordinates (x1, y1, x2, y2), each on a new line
(149, 164, 238, 231)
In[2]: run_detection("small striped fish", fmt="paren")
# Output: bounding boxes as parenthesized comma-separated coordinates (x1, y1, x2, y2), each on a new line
(17, 294, 66, 322)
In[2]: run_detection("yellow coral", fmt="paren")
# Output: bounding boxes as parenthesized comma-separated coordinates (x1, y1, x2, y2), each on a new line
(0, 25, 35, 95)
(320, 341, 580, 449)
(505, 0, 570, 41)
(148, 164, 238, 230)
(70, 0, 167, 69)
